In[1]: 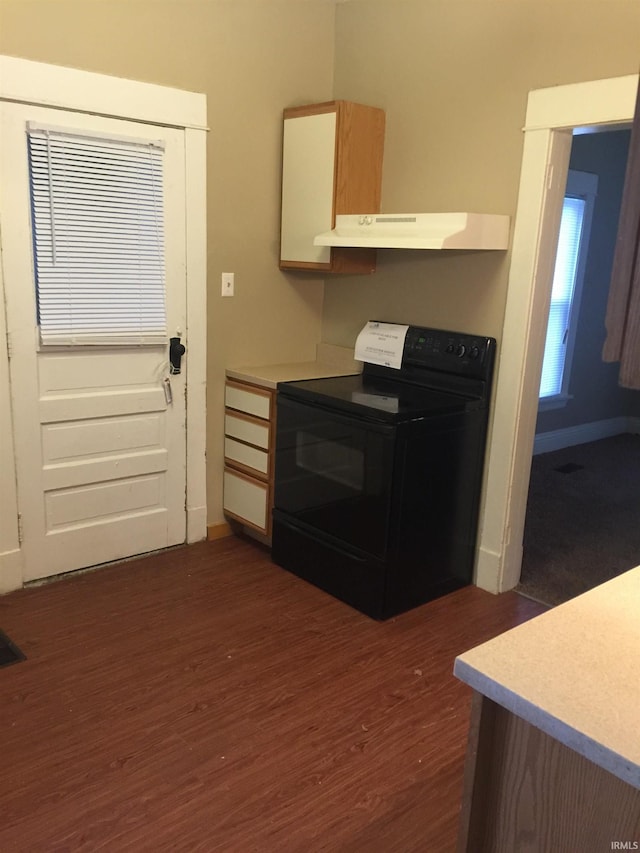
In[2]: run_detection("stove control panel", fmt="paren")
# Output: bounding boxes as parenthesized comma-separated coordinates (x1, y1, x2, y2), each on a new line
(403, 326, 496, 378)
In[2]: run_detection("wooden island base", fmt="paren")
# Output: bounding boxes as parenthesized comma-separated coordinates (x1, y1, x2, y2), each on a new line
(458, 690, 640, 852)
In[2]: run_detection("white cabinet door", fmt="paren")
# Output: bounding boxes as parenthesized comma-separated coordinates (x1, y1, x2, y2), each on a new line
(0, 103, 188, 581)
(280, 110, 336, 265)
(223, 469, 269, 533)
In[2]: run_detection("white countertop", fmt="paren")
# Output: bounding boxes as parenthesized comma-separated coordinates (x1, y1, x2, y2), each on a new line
(454, 566, 640, 789)
(226, 343, 361, 390)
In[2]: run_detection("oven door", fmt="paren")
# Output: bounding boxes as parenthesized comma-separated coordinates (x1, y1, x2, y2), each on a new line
(273, 393, 396, 559)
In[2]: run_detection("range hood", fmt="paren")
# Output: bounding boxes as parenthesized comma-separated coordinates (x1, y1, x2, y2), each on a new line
(314, 212, 510, 251)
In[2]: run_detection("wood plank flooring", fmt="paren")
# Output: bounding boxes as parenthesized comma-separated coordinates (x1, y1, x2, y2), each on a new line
(0, 537, 545, 852)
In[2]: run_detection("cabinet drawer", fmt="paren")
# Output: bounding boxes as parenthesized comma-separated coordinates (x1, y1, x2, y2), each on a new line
(225, 381, 272, 420)
(223, 468, 269, 534)
(224, 412, 270, 450)
(224, 436, 269, 477)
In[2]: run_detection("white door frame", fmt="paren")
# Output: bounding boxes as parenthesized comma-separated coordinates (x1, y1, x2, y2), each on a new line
(477, 73, 639, 594)
(0, 56, 208, 592)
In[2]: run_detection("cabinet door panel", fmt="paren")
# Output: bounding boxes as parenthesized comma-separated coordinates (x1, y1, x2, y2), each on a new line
(281, 110, 335, 265)
(224, 436, 269, 477)
(225, 382, 272, 420)
(223, 468, 269, 533)
(225, 413, 270, 450)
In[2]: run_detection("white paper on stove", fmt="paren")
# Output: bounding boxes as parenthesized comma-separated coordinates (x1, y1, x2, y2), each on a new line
(354, 321, 409, 369)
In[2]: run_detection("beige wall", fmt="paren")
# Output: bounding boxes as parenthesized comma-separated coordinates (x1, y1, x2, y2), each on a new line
(1, 0, 639, 545)
(325, 1, 640, 348)
(0, 0, 335, 526)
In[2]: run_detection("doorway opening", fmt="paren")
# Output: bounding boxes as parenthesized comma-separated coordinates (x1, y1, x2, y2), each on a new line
(477, 73, 639, 596)
(518, 128, 640, 606)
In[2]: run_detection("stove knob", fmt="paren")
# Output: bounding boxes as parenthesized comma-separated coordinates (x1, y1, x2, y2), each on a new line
(456, 344, 466, 358)
(469, 346, 480, 359)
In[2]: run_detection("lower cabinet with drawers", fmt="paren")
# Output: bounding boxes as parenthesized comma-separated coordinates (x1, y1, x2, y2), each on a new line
(223, 379, 274, 539)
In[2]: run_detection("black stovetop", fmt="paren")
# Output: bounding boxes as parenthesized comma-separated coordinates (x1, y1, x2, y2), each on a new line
(278, 324, 496, 423)
(278, 372, 476, 423)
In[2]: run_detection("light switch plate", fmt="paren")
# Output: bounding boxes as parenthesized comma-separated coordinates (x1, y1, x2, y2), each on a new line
(221, 272, 234, 297)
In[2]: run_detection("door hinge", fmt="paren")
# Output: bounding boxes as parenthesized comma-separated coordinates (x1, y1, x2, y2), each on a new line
(6, 331, 13, 360)
(17, 513, 23, 545)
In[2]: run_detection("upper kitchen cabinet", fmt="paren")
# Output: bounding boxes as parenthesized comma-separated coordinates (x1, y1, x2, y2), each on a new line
(280, 100, 385, 274)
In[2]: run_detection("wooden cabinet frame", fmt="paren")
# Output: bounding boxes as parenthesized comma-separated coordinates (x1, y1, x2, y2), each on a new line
(280, 100, 385, 274)
(223, 380, 276, 539)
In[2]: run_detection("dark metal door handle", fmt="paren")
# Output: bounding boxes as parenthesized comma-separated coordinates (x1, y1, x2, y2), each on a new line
(169, 336, 186, 374)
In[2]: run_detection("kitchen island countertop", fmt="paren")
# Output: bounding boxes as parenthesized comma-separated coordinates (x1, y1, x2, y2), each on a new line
(454, 565, 640, 789)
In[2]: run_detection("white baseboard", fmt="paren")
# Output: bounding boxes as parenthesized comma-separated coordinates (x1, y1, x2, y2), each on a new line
(474, 545, 502, 593)
(187, 505, 207, 543)
(534, 416, 640, 456)
(0, 548, 23, 594)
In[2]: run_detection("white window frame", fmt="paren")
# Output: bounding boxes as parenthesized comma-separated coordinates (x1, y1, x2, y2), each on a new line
(538, 168, 598, 411)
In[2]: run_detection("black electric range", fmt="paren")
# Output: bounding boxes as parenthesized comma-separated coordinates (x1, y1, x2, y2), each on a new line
(271, 324, 496, 620)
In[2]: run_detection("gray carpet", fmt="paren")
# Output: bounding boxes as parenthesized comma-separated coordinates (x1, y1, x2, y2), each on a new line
(517, 432, 640, 607)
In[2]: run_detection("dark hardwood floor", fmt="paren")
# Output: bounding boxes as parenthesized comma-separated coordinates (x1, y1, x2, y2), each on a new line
(0, 536, 545, 852)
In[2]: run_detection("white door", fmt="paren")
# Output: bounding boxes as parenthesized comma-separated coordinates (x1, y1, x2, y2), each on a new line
(0, 103, 188, 582)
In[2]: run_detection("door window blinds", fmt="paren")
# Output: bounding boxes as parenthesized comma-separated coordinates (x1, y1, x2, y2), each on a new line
(27, 124, 167, 346)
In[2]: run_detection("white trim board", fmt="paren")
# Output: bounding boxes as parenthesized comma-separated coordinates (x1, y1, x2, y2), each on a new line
(0, 55, 207, 130)
(0, 549, 23, 595)
(534, 417, 640, 455)
(477, 72, 639, 595)
(0, 56, 208, 592)
(524, 75, 638, 132)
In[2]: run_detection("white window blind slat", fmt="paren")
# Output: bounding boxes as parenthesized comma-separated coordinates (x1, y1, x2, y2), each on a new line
(27, 125, 168, 346)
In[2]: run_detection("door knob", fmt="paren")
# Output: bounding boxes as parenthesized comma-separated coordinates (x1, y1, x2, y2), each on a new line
(169, 336, 186, 374)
